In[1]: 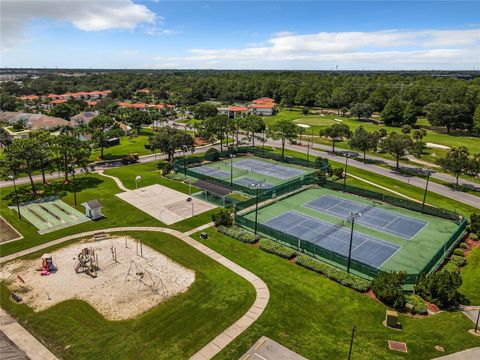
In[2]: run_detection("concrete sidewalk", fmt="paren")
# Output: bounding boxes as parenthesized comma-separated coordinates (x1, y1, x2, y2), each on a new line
(1, 226, 269, 360)
(0, 309, 58, 360)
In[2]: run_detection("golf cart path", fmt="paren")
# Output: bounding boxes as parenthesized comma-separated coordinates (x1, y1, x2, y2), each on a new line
(0, 226, 269, 360)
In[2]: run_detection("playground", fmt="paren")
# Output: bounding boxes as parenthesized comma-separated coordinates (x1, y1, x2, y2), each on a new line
(188, 155, 315, 190)
(0, 236, 195, 320)
(116, 184, 215, 225)
(9, 197, 90, 234)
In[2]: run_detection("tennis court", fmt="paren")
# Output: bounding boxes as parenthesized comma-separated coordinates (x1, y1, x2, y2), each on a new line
(187, 156, 314, 192)
(10, 198, 90, 234)
(239, 187, 460, 275)
(305, 195, 427, 240)
(265, 211, 400, 268)
(233, 159, 306, 179)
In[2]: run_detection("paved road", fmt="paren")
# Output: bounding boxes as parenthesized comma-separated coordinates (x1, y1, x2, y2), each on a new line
(2, 140, 479, 209)
(302, 140, 480, 190)
(264, 140, 480, 210)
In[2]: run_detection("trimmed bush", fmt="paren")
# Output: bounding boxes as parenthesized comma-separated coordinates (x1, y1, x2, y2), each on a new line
(415, 269, 463, 308)
(453, 248, 465, 257)
(295, 255, 371, 292)
(259, 239, 296, 259)
(212, 209, 233, 227)
(218, 225, 258, 244)
(451, 255, 466, 267)
(459, 242, 468, 249)
(204, 147, 220, 161)
(371, 272, 406, 311)
(443, 261, 459, 273)
(405, 294, 428, 315)
(470, 233, 479, 240)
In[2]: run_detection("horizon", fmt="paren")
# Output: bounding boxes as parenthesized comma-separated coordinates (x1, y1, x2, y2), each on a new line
(1, 1, 479, 70)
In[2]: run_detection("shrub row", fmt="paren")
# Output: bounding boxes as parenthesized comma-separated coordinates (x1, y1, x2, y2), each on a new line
(258, 239, 296, 259)
(405, 294, 428, 315)
(295, 255, 371, 292)
(451, 255, 466, 267)
(453, 248, 465, 257)
(217, 225, 258, 244)
(443, 261, 459, 273)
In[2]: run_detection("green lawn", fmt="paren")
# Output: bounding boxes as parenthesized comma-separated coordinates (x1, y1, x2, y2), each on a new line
(460, 246, 480, 305)
(267, 109, 480, 153)
(89, 128, 156, 161)
(0, 168, 216, 257)
(261, 146, 478, 215)
(191, 228, 479, 360)
(264, 110, 480, 184)
(0, 231, 255, 360)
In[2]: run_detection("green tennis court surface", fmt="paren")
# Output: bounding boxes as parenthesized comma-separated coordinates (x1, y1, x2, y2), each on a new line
(241, 188, 460, 274)
(188, 156, 315, 189)
(10, 197, 90, 234)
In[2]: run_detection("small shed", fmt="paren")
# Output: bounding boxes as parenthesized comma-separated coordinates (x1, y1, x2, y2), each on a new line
(82, 199, 104, 220)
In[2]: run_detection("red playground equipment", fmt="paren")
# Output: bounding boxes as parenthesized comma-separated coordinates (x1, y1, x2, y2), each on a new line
(37, 253, 57, 276)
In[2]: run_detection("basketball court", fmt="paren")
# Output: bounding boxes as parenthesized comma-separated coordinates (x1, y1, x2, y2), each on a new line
(116, 184, 216, 225)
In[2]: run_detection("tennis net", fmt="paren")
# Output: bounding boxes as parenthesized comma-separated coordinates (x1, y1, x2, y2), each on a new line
(313, 221, 345, 243)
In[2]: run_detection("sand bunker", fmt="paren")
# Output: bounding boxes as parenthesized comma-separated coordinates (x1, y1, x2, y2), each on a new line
(0, 236, 195, 320)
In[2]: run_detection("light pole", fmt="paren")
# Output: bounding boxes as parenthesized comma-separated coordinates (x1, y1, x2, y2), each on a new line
(347, 211, 362, 273)
(8, 175, 21, 220)
(71, 169, 77, 206)
(183, 150, 187, 177)
(187, 197, 194, 217)
(297, 123, 311, 166)
(230, 154, 235, 189)
(348, 325, 356, 360)
(251, 183, 265, 235)
(135, 175, 142, 189)
(475, 309, 480, 334)
(421, 170, 432, 213)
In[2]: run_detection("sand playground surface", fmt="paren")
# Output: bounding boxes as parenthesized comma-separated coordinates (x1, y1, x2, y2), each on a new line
(0, 236, 195, 320)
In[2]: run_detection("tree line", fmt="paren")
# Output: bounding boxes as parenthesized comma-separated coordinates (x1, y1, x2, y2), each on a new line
(1, 71, 479, 135)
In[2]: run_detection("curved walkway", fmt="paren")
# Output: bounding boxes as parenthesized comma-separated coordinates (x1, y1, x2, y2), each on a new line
(97, 170, 129, 191)
(0, 226, 269, 360)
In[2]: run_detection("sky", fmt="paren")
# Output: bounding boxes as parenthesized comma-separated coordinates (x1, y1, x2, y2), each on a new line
(1, 0, 479, 70)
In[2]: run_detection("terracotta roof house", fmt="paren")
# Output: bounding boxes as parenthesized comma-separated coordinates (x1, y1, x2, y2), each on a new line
(19, 95, 40, 101)
(0, 112, 69, 130)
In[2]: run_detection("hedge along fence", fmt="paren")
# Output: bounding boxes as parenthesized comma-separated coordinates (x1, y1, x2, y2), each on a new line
(236, 212, 467, 284)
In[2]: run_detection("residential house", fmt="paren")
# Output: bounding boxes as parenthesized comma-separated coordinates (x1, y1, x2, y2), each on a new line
(0, 112, 69, 130)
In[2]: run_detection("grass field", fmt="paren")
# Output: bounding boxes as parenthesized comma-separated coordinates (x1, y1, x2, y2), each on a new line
(0, 168, 217, 257)
(0, 231, 255, 360)
(460, 246, 480, 305)
(89, 128, 156, 161)
(192, 228, 480, 360)
(241, 188, 459, 275)
(261, 146, 479, 215)
(264, 109, 480, 183)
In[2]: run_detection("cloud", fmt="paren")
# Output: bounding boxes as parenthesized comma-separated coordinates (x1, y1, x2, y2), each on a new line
(180, 28, 479, 69)
(1, 0, 156, 49)
(123, 49, 141, 56)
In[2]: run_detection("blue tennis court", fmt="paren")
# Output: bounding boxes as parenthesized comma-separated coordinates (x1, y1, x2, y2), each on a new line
(190, 166, 229, 179)
(305, 195, 427, 240)
(264, 211, 400, 268)
(234, 177, 274, 188)
(233, 159, 305, 179)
